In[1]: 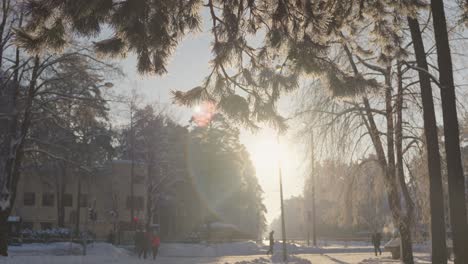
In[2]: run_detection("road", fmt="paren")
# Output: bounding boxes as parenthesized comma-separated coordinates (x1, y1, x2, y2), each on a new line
(149, 253, 440, 264)
(2, 242, 448, 264)
(0, 253, 443, 264)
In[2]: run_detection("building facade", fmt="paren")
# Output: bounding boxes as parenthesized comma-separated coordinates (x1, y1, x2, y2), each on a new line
(11, 160, 148, 241)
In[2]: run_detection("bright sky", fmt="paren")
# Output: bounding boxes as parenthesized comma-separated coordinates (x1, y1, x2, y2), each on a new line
(112, 14, 307, 225)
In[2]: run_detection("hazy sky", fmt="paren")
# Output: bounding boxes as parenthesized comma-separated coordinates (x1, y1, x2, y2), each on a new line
(111, 14, 307, 225)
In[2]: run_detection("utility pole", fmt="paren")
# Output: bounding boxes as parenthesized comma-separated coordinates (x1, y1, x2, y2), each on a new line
(311, 131, 317, 247)
(278, 136, 287, 262)
(307, 211, 311, 246)
(130, 101, 135, 230)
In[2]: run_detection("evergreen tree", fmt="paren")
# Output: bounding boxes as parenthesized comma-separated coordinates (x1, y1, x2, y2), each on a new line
(188, 115, 267, 237)
(18, 0, 202, 74)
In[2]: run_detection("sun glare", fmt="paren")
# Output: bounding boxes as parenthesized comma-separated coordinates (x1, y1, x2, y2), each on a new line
(249, 137, 291, 172)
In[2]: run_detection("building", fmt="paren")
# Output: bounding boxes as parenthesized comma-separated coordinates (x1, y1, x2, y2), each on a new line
(11, 160, 148, 241)
(11, 159, 206, 242)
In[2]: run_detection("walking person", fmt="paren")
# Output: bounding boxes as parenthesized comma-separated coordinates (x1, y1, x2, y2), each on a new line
(135, 228, 145, 259)
(371, 231, 382, 256)
(151, 232, 161, 260)
(266, 231, 275, 255)
(142, 229, 151, 259)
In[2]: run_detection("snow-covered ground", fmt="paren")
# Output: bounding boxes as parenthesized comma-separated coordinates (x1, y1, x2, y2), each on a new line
(0, 242, 453, 264)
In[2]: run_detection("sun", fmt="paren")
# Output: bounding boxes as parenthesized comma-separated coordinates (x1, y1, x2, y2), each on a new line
(193, 105, 202, 113)
(249, 137, 291, 172)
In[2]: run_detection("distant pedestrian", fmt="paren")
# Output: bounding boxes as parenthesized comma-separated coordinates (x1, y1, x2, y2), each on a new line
(142, 229, 151, 259)
(266, 231, 275, 255)
(107, 230, 115, 244)
(151, 232, 161, 260)
(135, 229, 145, 258)
(372, 231, 382, 256)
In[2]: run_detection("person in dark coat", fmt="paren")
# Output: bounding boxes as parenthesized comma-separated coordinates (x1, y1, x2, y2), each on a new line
(135, 229, 145, 258)
(372, 231, 382, 256)
(142, 229, 151, 259)
(266, 231, 275, 255)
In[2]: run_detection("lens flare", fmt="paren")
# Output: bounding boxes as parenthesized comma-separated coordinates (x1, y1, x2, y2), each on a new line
(192, 101, 216, 127)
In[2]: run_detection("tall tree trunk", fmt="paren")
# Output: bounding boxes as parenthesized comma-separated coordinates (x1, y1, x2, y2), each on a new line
(383, 69, 414, 264)
(75, 174, 82, 234)
(146, 160, 155, 228)
(395, 63, 416, 264)
(361, 96, 413, 264)
(0, 79, 15, 257)
(0, 56, 40, 256)
(344, 44, 414, 263)
(407, 16, 447, 263)
(430, 1, 468, 263)
(56, 162, 67, 227)
(0, 14, 22, 255)
(0, 0, 11, 69)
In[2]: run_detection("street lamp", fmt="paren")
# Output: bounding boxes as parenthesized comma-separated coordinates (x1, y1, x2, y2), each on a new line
(277, 136, 287, 262)
(310, 131, 317, 247)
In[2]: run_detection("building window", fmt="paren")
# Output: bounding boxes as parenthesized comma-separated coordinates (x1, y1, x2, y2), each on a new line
(126, 196, 144, 210)
(40, 222, 53, 230)
(79, 194, 88, 207)
(42, 193, 54, 207)
(63, 193, 73, 207)
(23, 192, 35, 206)
(22, 222, 34, 230)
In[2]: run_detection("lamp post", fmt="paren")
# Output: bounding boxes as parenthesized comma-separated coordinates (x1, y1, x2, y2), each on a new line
(310, 130, 317, 247)
(277, 136, 287, 262)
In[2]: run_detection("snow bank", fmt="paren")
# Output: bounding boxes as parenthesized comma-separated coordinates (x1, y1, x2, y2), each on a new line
(7, 242, 82, 256)
(7, 242, 131, 257)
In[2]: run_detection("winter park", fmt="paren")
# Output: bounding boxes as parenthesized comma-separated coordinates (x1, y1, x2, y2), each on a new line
(1, 0, 468, 264)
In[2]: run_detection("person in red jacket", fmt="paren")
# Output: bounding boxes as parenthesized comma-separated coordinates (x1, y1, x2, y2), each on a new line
(151, 232, 161, 260)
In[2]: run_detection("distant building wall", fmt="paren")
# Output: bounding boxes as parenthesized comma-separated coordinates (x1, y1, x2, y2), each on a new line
(11, 160, 148, 241)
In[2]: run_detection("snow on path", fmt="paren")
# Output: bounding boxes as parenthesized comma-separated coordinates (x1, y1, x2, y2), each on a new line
(0, 242, 454, 264)
(0, 253, 454, 264)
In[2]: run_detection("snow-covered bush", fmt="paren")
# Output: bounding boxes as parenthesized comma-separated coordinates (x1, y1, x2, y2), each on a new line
(20, 228, 93, 242)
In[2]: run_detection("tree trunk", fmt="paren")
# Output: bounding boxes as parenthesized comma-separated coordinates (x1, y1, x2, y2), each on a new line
(395, 63, 416, 264)
(0, 56, 40, 256)
(430, 1, 468, 263)
(361, 93, 414, 264)
(146, 160, 154, 228)
(345, 44, 414, 263)
(57, 162, 67, 227)
(75, 175, 82, 234)
(407, 16, 447, 263)
(0, 76, 15, 257)
(383, 70, 414, 264)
